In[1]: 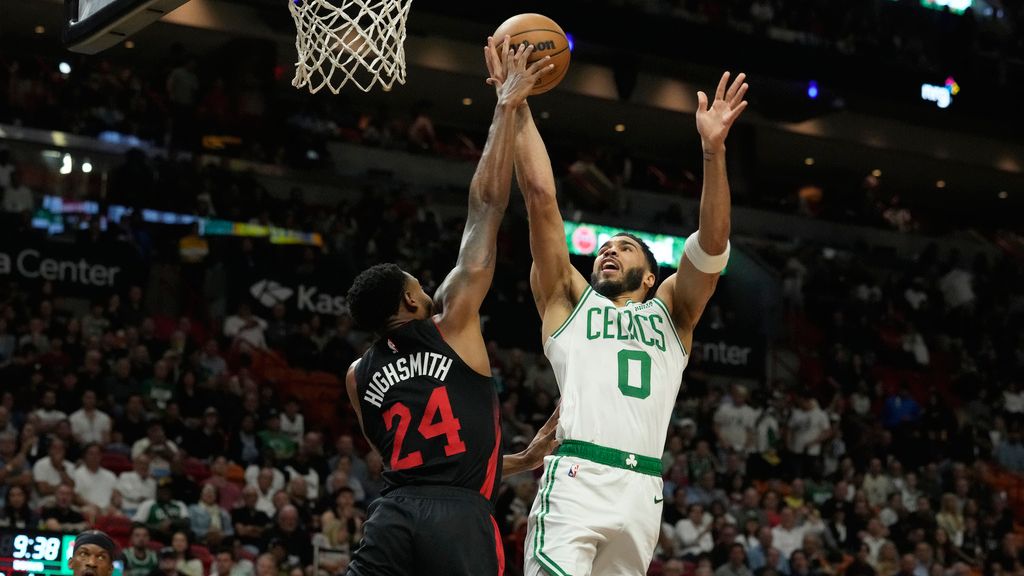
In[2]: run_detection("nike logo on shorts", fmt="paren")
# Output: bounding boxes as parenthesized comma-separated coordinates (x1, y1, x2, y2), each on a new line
(654, 496, 664, 504)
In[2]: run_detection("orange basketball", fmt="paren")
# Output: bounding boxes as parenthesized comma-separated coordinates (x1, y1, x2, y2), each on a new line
(493, 13, 571, 95)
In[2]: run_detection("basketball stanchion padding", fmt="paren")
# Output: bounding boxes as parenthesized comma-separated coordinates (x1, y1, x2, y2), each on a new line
(289, 0, 413, 94)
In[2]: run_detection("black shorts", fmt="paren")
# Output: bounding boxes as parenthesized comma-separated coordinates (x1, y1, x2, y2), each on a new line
(345, 485, 504, 576)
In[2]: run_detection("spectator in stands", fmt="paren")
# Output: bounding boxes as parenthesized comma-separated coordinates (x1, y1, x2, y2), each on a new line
(233, 485, 270, 554)
(190, 483, 234, 546)
(228, 413, 263, 467)
(33, 437, 75, 505)
(70, 391, 113, 447)
(132, 422, 179, 477)
(265, 505, 312, 566)
(313, 517, 354, 575)
(258, 413, 296, 461)
(249, 466, 279, 516)
(254, 554, 276, 576)
(124, 525, 159, 576)
(224, 303, 268, 351)
(994, 429, 1024, 472)
(143, 361, 176, 411)
(106, 358, 139, 410)
(772, 508, 806, 559)
(116, 394, 150, 449)
(41, 483, 88, 531)
(715, 385, 758, 454)
(169, 531, 203, 576)
(202, 456, 241, 510)
(199, 339, 228, 379)
(787, 392, 832, 479)
(118, 453, 157, 516)
(134, 479, 190, 542)
(0, 430, 31, 501)
(360, 451, 384, 504)
(863, 458, 894, 508)
(716, 543, 753, 576)
(0, 485, 36, 529)
(74, 443, 118, 510)
(279, 398, 304, 444)
(674, 504, 714, 559)
(182, 407, 227, 461)
(330, 434, 367, 482)
(212, 547, 253, 576)
(150, 547, 187, 576)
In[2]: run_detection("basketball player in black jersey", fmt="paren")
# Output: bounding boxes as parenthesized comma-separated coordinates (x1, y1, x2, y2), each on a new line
(342, 39, 558, 576)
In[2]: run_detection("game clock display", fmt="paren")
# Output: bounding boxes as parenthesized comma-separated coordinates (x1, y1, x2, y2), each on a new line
(0, 531, 77, 576)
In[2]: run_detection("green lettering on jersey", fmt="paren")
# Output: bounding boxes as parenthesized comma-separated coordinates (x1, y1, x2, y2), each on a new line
(648, 315, 667, 352)
(601, 307, 616, 339)
(617, 310, 632, 341)
(586, 307, 602, 340)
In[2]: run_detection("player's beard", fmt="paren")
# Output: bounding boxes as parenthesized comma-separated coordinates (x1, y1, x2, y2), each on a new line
(591, 266, 645, 299)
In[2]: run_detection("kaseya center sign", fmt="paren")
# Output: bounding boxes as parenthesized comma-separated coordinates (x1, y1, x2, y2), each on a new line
(0, 241, 142, 296)
(250, 279, 347, 316)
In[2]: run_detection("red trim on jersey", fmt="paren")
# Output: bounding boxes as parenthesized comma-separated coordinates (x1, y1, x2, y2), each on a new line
(432, 319, 446, 340)
(490, 514, 506, 576)
(480, 404, 501, 500)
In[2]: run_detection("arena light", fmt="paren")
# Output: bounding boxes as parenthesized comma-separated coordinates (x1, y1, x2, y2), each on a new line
(461, 97, 472, 106)
(936, 180, 947, 188)
(998, 190, 1008, 199)
(59, 154, 73, 175)
(920, 0, 972, 14)
(58, 62, 72, 75)
(804, 157, 815, 166)
(807, 80, 819, 100)
(565, 33, 575, 52)
(614, 123, 626, 132)
(921, 77, 958, 109)
(871, 169, 882, 177)
(34, 25, 45, 34)
(82, 161, 93, 174)
(124, 40, 135, 49)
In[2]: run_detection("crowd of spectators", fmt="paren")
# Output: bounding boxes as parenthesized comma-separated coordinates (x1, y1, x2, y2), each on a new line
(1, 6, 1023, 576)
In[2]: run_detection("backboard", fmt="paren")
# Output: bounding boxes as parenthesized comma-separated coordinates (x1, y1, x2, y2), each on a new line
(64, 0, 190, 54)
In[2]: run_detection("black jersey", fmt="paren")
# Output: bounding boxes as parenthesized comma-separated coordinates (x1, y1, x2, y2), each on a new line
(354, 319, 502, 503)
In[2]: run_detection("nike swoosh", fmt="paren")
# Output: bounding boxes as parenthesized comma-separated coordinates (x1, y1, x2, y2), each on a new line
(654, 496, 664, 504)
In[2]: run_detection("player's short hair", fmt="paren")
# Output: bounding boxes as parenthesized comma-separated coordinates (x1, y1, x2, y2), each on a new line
(612, 232, 659, 299)
(347, 263, 408, 334)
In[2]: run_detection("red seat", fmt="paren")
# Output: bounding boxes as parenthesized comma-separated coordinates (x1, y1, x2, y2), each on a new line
(101, 452, 134, 474)
(94, 515, 134, 548)
(184, 458, 211, 483)
(190, 544, 213, 575)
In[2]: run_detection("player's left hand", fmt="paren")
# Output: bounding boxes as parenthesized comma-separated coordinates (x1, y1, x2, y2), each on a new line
(696, 71, 749, 154)
(522, 404, 560, 470)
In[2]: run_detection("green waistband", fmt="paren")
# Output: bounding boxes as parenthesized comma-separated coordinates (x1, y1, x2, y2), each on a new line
(556, 439, 662, 477)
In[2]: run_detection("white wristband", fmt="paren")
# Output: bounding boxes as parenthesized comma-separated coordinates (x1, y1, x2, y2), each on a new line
(684, 231, 730, 274)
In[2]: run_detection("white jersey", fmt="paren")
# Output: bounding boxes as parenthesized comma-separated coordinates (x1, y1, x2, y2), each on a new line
(544, 286, 688, 458)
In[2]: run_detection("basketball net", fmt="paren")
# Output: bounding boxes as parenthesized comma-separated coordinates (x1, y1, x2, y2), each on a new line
(289, 0, 412, 94)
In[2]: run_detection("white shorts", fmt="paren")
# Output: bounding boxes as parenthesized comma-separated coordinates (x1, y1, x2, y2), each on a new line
(524, 454, 664, 576)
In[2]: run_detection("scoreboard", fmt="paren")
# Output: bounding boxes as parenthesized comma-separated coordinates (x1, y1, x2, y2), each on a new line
(0, 530, 122, 576)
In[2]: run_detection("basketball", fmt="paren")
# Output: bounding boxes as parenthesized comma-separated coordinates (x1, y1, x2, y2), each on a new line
(492, 13, 571, 95)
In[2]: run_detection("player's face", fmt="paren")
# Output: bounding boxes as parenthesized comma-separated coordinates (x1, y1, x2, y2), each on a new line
(70, 544, 114, 576)
(403, 273, 433, 318)
(590, 237, 651, 298)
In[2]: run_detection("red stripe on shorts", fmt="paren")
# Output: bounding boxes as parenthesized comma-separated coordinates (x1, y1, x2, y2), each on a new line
(490, 514, 506, 576)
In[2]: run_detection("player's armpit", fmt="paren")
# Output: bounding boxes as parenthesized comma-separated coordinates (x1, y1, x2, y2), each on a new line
(655, 264, 718, 348)
(346, 360, 380, 454)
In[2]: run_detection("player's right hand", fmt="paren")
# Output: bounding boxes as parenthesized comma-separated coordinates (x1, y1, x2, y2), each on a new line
(485, 35, 553, 108)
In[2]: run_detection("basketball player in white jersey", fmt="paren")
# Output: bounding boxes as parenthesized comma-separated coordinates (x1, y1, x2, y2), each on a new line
(487, 49, 749, 575)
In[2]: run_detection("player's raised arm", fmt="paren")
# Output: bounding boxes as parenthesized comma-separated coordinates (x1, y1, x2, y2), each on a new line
(657, 72, 748, 345)
(483, 37, 584, 324)
(434, 39, 553, 342)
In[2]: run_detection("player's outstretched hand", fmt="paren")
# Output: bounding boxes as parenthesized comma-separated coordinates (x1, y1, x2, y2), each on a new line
(521, 404, 561, 471)
(484, 35, 553, 107)
(696, 71, 749, 154)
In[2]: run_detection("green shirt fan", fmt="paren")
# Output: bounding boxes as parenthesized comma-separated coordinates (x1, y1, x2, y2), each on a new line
(289, 0, 413, 93)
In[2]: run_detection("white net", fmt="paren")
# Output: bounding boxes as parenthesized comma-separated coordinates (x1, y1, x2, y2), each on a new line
(289, 0, 412, 94)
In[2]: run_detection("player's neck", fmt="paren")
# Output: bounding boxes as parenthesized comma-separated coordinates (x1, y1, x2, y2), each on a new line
(600, 289, 648, 308)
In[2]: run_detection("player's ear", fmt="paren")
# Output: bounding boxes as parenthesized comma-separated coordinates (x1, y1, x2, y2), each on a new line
(402, 290, 418, 311)
(644, 271, 657, 291)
